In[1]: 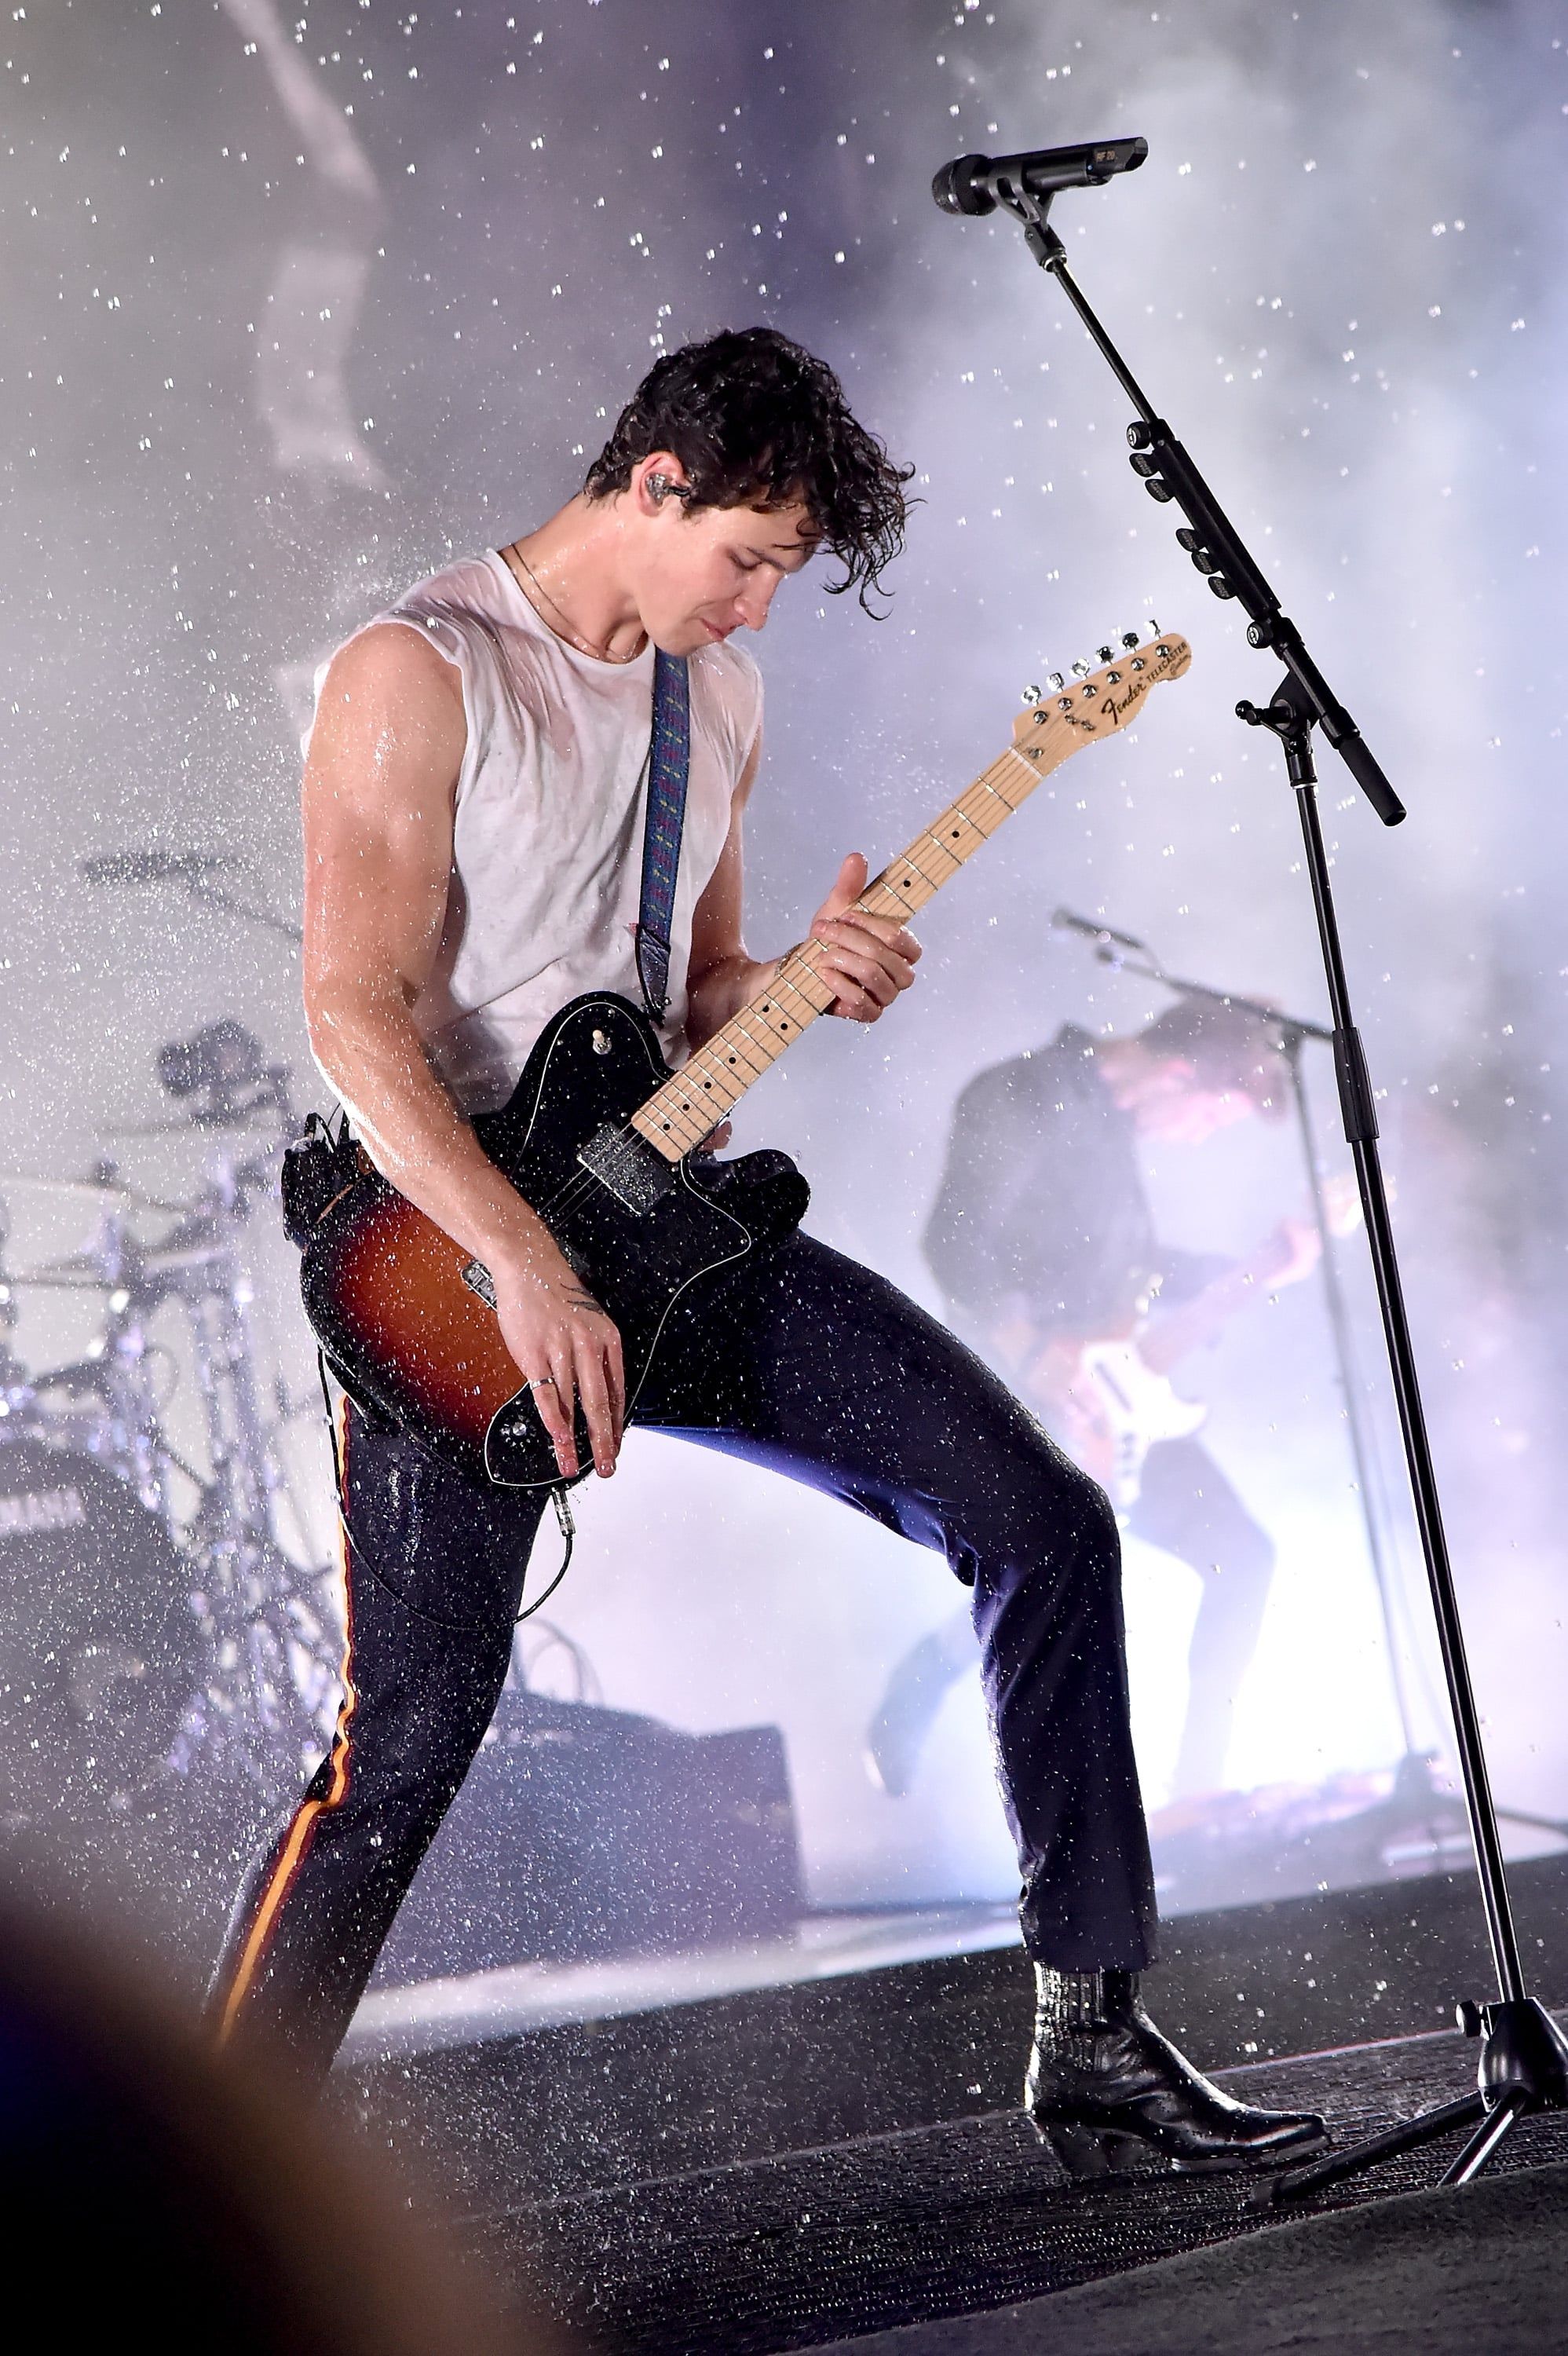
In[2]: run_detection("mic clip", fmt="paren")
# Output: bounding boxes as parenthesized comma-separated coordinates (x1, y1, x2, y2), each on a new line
(992, 177, 1068, 273)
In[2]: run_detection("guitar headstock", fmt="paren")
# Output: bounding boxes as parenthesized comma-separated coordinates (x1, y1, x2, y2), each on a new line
(1010, 627, 1192, 769)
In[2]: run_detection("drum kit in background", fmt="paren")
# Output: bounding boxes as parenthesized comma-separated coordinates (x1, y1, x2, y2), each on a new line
(0, 1020, 342, 1829)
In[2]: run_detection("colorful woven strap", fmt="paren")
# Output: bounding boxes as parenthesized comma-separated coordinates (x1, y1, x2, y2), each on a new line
(634, 648, 692, 1022)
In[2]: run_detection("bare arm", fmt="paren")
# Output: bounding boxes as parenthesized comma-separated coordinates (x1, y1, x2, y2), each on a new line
(302, 623, 622, 1479)
(304, 624, 512, 1260)
(685, 731, 922, 1048)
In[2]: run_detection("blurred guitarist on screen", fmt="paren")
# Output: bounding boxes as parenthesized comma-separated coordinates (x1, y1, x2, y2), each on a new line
(879, 999, 1343, 1802)
(207, 328, 1322, 2179)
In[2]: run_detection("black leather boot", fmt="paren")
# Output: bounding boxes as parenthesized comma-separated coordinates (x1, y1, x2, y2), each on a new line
(1025, 1966, 1329, 2182)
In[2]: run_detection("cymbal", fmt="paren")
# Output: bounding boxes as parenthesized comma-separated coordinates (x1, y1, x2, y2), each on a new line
(104, 1119, 222, 1139)
(106, 1105, 285, 1138)
(0, 1175, 134, 1205)
(1, 1272, 119, 1292)
(137, 1239, 228, 1274)
(0, 1175, 189, 1215)
(10, 1236, 224, 1285)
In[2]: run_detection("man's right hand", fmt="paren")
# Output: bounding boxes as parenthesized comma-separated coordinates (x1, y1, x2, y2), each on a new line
(492, 1238, 625, 1481)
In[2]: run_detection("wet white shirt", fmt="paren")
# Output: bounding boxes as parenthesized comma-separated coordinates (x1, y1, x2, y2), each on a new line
(324, 549, 762, 1113)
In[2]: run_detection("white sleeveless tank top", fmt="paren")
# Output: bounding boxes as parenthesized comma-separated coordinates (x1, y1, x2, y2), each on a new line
(350, 551, 762, 1114)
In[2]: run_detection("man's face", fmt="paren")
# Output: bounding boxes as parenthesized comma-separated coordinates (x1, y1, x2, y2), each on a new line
(630, 470, 819, 653)
(1131, 1058, 1258, 1144)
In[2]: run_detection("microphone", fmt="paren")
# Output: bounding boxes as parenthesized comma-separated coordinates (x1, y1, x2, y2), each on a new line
(81, 851, 227, 886)
(933, 138, 1147, 218)
(1051, 908, 1149, 957)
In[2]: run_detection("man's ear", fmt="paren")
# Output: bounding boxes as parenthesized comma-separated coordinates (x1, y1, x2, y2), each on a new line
(634, 452, 693, 513)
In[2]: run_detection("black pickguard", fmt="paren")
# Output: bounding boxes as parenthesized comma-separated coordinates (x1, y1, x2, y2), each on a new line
(474, 993, 808, 1487)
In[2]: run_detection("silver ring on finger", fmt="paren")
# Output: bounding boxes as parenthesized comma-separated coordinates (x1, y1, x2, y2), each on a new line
(525, 1375, 557, 1392)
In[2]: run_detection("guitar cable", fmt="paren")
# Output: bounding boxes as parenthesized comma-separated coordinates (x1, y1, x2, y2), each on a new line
(314, 1352, 576, 1633)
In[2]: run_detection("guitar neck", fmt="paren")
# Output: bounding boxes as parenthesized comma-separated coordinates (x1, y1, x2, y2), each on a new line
(628, 627, 1191, 1162)
(630, 739, 1050, 1161)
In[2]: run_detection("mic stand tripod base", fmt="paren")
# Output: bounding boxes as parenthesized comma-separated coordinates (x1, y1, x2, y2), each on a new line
(1263, 1998, 1568, 2208)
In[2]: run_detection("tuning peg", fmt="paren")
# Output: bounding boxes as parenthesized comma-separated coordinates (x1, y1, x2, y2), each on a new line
(1047, 671, 1065, 692)
(1095, 645, 1115, 665)
(1069, 657, 1091, 679)
(1021, 683, 1043, 704)
(1120, 630, 1139, 650)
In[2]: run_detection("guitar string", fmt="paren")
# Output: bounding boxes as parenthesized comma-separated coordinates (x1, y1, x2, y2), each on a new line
(510, 682, 1165, 1231)
(522, 948, 832, 1231)
(520, 744, 1053, 1231)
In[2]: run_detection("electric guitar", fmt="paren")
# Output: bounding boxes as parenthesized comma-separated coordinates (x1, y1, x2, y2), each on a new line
(296, 630, 1192, 1488)
(1004, 1175, 1363, 1513)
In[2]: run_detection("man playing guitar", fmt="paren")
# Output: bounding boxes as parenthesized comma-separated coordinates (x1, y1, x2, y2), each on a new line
(884, 1000, 1340, 1802)
(209, 327, 1323, 2181)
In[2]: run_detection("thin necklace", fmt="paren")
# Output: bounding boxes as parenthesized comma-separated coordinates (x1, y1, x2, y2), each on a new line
(502, 542, 645, 665)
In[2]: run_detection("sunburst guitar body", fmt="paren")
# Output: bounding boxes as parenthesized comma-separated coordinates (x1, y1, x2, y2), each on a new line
(300, 992, 807, 1489)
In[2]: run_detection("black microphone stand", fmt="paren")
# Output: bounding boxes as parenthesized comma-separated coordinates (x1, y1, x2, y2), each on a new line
(977, 166, 1568, 2201)
(81, 855, 304, 945)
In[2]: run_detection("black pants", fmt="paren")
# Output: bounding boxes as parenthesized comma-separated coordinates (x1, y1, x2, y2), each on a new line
(1131, 1437, 1275, 1796)
(211, 1234, 1157, 2075)
(871, 1437, 1275, 1804)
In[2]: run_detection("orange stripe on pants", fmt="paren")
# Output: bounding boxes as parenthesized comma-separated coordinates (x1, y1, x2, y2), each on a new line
(215, 1395, 358, 2048)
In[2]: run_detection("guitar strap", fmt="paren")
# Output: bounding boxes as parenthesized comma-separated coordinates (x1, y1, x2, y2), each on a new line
(634, 647, 692, 1023)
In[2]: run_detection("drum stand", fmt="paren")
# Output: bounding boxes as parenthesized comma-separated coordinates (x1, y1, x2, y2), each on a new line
(977, 164, 1568, 2197)
(50, 1053, 343, 1810)
(152, 1124, 340, 1808)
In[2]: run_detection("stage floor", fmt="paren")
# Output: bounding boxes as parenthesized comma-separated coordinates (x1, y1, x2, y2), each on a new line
(349, 2018, 1568, 2354)
(337, 1858, 1568, 2353)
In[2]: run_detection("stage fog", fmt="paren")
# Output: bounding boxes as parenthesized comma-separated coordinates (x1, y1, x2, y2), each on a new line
(3, 0, 1566, 1991)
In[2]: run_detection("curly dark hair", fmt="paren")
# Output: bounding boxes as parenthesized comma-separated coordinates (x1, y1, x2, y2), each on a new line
(1138, 997, 1290, 1121)
(583, 327, 915, 612)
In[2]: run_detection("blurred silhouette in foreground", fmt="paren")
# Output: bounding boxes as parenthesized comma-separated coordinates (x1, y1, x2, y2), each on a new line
(0, 1878, 573, 2354)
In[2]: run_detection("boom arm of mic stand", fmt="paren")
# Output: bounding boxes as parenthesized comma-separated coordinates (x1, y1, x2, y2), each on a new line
(1124, 952, 1335, 1044)
(996, 185, 1405, 828)
(1058, 916, 1335, 1043)
(185, 876, 304, 946)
